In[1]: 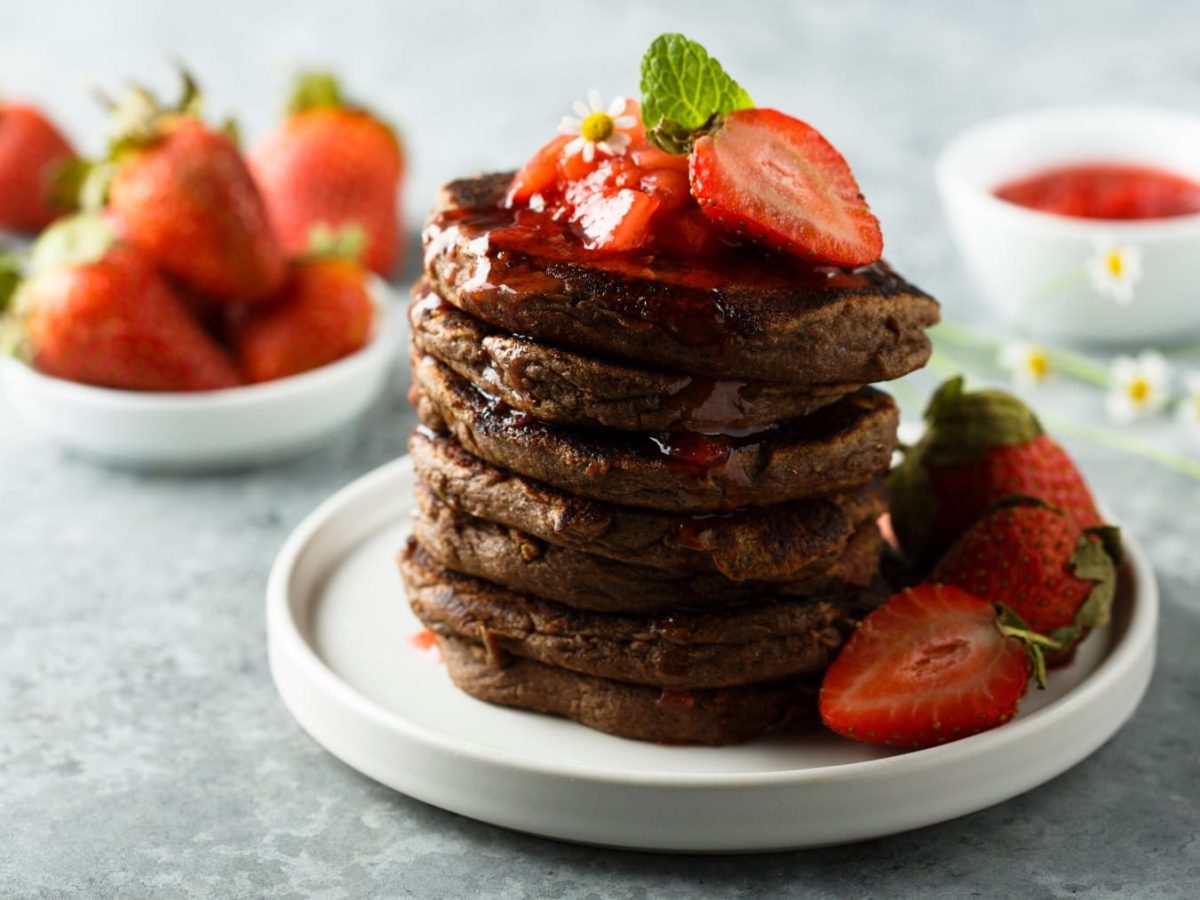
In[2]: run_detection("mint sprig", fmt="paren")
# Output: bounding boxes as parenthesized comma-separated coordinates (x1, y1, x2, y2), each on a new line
(639, 33, 753, 154)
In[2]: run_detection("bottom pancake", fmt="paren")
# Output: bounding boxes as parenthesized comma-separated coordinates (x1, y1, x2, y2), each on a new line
(435, 633, 817, 746)
(401, 539, 876, 689)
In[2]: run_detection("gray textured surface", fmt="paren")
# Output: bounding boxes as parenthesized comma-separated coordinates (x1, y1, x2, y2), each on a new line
(3, 1, 1200, 897)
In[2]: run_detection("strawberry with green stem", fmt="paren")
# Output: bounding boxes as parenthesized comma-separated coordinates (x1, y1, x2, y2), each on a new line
(932, 496, 1121, 664)
(1, 214, 240, 391)
(819, 583, 1059, 749)
(890, 376, 1107, 566)
(86, 72, 286, 304)
(250, 71, 403, 279)
(0, 98, 76, 232)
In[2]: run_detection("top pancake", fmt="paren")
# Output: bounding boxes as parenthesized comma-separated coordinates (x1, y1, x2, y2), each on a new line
(423, 173, 940, 383)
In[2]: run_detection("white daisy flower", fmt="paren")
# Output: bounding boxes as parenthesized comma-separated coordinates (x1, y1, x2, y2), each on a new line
(1086, 238, 1143, 306)
(1175, 371, 1200, 440)
(1105, 351, 1170, 423)
(998, 341, 1054, 388)
(558, 90, 638, 163)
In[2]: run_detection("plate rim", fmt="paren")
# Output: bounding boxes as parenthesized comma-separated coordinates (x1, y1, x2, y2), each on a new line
(267, 454, 1159, 791)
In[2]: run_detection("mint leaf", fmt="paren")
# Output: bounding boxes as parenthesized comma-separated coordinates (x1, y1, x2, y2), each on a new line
(640, 33, 753, 153)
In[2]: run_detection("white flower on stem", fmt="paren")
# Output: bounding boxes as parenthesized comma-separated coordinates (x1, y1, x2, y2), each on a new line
(1086, 238, 1143, 306)
(1105, 351, 1170, 423)
(998, 341, 1054, 388)
(1175, 371, 1200, 440)
(558, 90, 638, 163)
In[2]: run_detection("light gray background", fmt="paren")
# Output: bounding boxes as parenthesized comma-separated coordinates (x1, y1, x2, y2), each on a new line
(3, 1, 1199, 897)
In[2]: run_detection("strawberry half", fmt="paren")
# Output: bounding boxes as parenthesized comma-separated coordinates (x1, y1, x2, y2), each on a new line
(689, 108, 883, 266)
(819, 584, 1045, 749)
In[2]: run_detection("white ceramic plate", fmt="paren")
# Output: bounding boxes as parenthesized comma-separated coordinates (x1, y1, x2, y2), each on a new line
(267, 456, 1157, 852)
(1, 279, 402, 471)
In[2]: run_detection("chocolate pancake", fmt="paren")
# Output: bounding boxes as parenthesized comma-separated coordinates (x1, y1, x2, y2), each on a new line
(403, 540, 871, 689)
(410, 280, 858, 432)
(411, 429, 888, 582)
(424, 173, 940, 384)
(436, 633, 815, 745)
(411, 489, 882, 612)
(412, 354, 899, 512)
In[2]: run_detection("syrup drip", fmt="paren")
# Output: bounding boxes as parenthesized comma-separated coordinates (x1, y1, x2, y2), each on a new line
(673, 512, 735, 551)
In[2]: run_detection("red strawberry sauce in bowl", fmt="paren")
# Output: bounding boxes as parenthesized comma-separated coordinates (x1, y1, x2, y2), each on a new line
(936, 106, 1200, 344)
(993, 163, 1200, 221)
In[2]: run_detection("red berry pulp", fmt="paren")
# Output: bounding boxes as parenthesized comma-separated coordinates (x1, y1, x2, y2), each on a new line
(993, 163, 1200, 220)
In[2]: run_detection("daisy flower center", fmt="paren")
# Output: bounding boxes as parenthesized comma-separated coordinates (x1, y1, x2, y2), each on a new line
(1128, 377, 1150, 403)
(581, 111, 615, 144)
(1028, 351, 1050, 380)
(1106, 251, 1125, 277)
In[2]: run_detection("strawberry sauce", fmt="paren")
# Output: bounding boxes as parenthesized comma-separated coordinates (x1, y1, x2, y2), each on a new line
(994, 163, 1200, 220)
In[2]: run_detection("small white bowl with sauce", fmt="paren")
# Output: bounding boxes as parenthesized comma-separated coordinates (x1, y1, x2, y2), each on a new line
(0, 279, 402, 471)
(936, 106, 1200, 344)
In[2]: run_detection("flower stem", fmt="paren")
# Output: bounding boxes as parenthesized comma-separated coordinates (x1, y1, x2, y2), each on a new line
(1047, 347, 1109, 387)
(927, 345, 1200, 482)
(931, 321, 1109, 386)
(1039, 411, 1200, 481)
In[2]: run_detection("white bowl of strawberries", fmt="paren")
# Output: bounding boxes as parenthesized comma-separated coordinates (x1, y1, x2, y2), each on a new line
(1, 289, 399, 472)
(0, 73, 403, 470)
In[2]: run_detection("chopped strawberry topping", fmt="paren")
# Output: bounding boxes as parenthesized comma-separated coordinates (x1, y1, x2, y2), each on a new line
(574, 188, 659, 250)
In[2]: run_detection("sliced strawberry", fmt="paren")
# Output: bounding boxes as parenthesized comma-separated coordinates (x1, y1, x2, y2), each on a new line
(507, 134, 571, 205)
(558, 144, 600, 183)
(653, 206, 725, 257)
(689, 108, 883, 266)
(639, 168, 691, 211)
(615, 98, 647, 146)
(819, 584, 1031, 749)
(573, 188, 659, 251)
(631, 143, 687, 174)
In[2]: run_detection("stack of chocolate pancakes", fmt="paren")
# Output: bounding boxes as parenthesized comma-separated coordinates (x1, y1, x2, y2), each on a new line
(400, 173, 940, 745)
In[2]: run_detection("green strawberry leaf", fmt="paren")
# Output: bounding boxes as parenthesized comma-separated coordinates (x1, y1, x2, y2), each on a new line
(995, 603, 1060, 689)
(305, 222, 366, 263)
(0, 253, 29, 359)
(1087, 523, 1125, 568)
(639, 33, 753, 153)
(0, 254, 23, 313)
(1070, 528, 1119, 630)
(922, 376, 1044, 466)
(28, 213, 115, 274)
(288, 71, 344, 114)
(887, 446, 934, 561)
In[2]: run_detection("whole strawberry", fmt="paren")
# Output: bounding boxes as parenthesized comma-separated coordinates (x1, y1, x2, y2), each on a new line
(103, 74, 286, 303)
(3, 214, 240, 391)
(819, 584, 1053, 749)
(229, 240, 374, 383)
(249, 72, 403, 278)
(933, 497, 1120, 664)
(0, 101, 76, 232)
(890, 377, 1104, 565)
